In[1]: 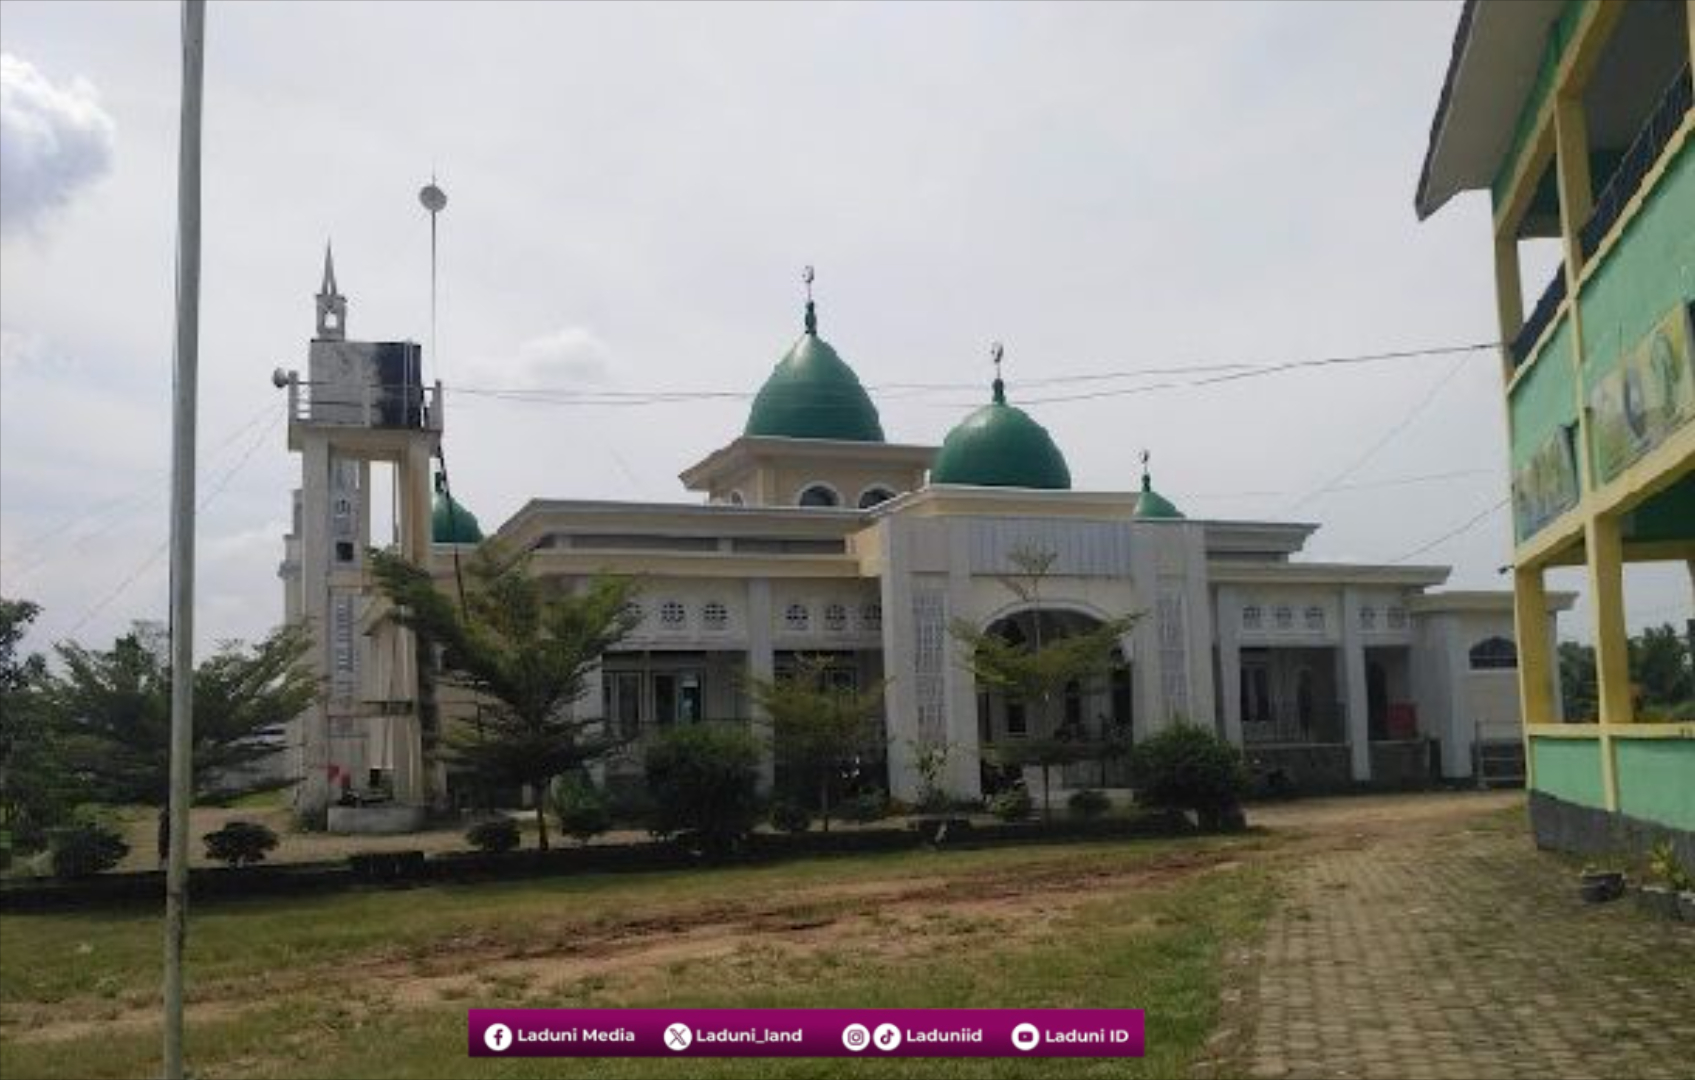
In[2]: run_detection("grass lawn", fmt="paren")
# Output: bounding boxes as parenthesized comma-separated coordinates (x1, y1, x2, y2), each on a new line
(0, 833, 1275, 1079)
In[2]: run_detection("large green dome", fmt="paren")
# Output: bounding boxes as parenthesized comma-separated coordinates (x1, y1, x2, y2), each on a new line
(930, 377, 1071, 490)
(744, 301, 885, 442)
(432, 477, 484, 544)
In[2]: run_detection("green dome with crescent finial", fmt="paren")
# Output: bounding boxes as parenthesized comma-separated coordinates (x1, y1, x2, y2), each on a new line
(432, 474, 484, 544)
(1134, 459, 1185, 520)
(930, 361, 1071, 490)
(744, 296, 885, 442)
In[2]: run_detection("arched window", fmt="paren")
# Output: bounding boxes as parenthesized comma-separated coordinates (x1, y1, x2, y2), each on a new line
(784, 602, 811, 632)
(701, 601, 729, 632)
(658, 600, 687, 630)
(823, 602, 848, 633)
(857, 485, 896, 509)
(1469, 636, 1518, 670)
(797, 483, 840, 508)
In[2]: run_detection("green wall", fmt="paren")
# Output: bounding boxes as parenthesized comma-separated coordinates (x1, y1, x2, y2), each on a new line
(1578, 142, 1695, 396)
(1531, 736, 1605, 809)
(1509, 316, 1577, 474)
(1616, 738, 1695, 831)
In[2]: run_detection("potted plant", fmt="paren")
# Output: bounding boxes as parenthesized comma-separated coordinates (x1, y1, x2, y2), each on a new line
(1578, 864, 1625, 904)
(1644, 841, 1693, 920)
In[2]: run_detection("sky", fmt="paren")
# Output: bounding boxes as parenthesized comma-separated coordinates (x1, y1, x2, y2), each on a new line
(1, 0, 1688, 657)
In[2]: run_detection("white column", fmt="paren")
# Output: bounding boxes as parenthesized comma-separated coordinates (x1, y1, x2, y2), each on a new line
(297, 435, 333, 815)
(1340, 587, 1371, 783)
(878, 519, 923, 802)
(1217, 586, 1243, 746)
(746, 577, 776, 792)
(943, 523, 982, 799)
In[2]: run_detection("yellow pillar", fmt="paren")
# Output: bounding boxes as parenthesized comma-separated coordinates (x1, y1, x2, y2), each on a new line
(1512, 565, 1556, 790)
(1492, 232, 1524, 380)
(1552, 94, 1593, 282)
(1586, 513, 1630, 811)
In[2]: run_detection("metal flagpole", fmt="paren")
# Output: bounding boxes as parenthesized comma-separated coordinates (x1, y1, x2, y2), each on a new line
(163, 1, 206, 1077)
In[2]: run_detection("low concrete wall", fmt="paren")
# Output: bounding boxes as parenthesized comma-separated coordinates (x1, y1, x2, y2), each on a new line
(1369, 739, 1437, 790)
(1242, 744, 1353, 795)
(327, 804, 427, 835)
(1529, 791, 1695, 865)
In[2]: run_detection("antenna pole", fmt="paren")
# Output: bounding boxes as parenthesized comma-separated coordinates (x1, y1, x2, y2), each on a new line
(419, 178, 448, 382)
(163, 2, 206, 1077)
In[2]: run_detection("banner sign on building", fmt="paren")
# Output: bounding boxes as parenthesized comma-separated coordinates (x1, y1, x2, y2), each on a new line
(1588, 301, 1695, 486)
(1512, 429, 1580, 542)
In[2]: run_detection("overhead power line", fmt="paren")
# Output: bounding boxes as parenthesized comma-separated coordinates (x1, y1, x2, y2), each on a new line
(447, 340, 1501, 409)
(1388, 496, 1510, 565)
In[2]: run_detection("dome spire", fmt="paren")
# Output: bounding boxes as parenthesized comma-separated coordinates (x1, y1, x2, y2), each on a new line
(1140, 449, 1153, 492)
(802, 264, 817, 336)
(990, 341, 1006, 404)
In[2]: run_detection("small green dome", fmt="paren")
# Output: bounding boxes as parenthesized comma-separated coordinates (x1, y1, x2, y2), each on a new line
(1133, 465, 1184, 520)
(432, 477, 484, 544)
(930, 377, 1071, 490)
(744, 301, 885, 442)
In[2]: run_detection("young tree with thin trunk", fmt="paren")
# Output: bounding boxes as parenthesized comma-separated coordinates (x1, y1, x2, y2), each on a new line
(748, 655, 887, 832)
(950, 545, 1138, 821)
(369, 543, 640, 850)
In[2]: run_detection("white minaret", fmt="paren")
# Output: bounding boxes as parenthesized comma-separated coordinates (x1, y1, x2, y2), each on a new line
(280, 248, 441, 828)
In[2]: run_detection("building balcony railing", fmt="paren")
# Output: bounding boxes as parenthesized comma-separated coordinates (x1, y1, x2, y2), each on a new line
(1241, 700, 1346, 746)
(1510, 264, 1566, 369)
(1579, 62, 1692, 263)
(285, 375, 443, 433)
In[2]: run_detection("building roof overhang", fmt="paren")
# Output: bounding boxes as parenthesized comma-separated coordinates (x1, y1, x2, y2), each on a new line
(1415, 0, 1568, 219)
(680, 436, 938, 493)
(1409, 588, 1577, 613)
(1207, 560, 1452, 589)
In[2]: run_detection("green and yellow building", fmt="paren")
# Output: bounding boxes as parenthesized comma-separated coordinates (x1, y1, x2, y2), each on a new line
(1418, 0, 1694, 853)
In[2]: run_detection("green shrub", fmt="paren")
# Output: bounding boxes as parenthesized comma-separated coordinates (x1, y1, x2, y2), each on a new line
(51, 821, 129, 878)
(466, 818, 521, 854)
(988, 786, 1033, 822)
(1131, 721, 1247, 829)
(769, 800, 813, 834)
(202, 820, 279, 867)
(1067, 788, 1111, 820)
(644, 723, 763, 854)
(550, 775, 613, 845)
(843, 788, 889, 824)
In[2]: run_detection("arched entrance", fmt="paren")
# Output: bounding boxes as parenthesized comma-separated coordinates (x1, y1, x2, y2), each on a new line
(972, 608, 1134, 794)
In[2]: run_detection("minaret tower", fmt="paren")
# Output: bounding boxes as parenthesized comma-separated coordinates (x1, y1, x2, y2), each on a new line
(277, 246, 441, 827)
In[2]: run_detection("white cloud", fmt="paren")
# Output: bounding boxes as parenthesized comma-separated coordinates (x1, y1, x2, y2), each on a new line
(0, 52, 116, 239)
(469, 327, 614, 389)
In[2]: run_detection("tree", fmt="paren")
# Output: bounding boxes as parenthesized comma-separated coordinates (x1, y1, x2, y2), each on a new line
(1559, 626, 1692, 720)
(1558, 641, 1597, 720)
(1631, 624, 1693, 712)
(50, 622, 316, 864)
(369, 543, 640, 850)
(950, 545, 1138, 821)
(0, 598, 74, 854)
(748, 655, 887, 832)
(644, 722, 763, 854)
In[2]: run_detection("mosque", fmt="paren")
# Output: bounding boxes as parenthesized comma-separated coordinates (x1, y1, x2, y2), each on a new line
(277, 255, 1564, 830)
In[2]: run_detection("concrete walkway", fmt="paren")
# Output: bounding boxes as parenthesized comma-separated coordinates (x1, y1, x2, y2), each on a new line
(1221, 792, 1693, 1080)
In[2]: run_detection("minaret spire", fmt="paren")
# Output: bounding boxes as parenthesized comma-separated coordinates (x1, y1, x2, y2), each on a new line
(1140, 449, 1153, 491)
(802, 264, 817, 335)
(315, 240, 346, 340)
(990, 341, 1007, 404)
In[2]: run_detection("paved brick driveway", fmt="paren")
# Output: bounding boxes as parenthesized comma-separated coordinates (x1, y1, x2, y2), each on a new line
(1216, 793, 1693, 1080)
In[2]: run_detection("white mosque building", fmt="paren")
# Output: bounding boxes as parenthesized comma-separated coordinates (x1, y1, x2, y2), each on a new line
(278, 255, 1566, 830)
